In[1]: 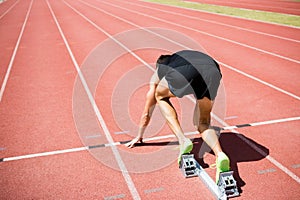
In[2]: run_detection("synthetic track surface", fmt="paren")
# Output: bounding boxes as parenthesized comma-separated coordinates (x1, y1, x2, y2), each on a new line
(0, 0, 299, 199)
(185, 0, 300, 16)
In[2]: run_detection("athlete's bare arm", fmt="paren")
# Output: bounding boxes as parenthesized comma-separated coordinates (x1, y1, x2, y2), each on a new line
(126, 70, 159, 148)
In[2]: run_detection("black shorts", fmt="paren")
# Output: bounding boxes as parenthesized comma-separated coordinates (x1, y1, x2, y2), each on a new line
(164, 64, 221, 100)
(157, 51, 222, 100)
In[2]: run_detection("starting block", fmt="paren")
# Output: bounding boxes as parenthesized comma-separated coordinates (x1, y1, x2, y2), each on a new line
(180, 154, 240, 199)
(179, 154, 198, 178)
(217, 171, 240, 198)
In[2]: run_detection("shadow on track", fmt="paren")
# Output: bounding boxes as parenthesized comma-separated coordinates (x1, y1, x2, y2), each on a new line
(129, 131, 269, 194)
(192, 132, 269, 194)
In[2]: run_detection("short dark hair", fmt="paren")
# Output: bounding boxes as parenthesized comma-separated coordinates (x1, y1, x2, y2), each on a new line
(156, 54, 171, 66)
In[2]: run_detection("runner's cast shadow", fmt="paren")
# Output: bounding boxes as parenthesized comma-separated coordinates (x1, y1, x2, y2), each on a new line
(132, 141, 179, 147)
(191, 132, 269, 194)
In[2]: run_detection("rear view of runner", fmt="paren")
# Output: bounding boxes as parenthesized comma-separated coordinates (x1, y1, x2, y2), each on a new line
(126, 50, 230, 183)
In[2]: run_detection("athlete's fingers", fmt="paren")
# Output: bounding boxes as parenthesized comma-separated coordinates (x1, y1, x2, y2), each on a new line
(125, 137, 143, 148)
(125, 141, 135, 148)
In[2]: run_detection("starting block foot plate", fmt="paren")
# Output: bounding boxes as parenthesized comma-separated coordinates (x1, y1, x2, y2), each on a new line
(179, 154, 198, 178)
(217, 171, 240, 198)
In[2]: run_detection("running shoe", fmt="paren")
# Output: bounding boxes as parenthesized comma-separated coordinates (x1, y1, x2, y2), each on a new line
(216, 152, 230, 183)
(178, 138, 193, 165)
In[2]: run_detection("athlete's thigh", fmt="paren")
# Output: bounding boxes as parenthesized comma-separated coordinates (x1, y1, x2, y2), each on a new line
(155, 77, 175, 99)
(193, 97, 213, 132)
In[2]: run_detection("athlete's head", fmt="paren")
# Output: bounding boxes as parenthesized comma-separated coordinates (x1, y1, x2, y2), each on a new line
(156, 54, 171, 68)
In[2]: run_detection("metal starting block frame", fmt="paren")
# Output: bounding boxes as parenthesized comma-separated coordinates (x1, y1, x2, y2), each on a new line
(217, 171, 240, 198)
(180, 154, 198, 178)
(179, 154, 239, 199)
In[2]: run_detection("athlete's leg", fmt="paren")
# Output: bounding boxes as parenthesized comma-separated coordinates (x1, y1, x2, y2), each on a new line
(194, 97, 222, 155)
(155, 78, 193, 162)
(155, 78, 185, 143)
(194, 97, 229, 182)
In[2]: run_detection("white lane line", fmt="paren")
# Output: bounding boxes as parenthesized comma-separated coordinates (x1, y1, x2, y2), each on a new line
(266, 156, 300, 183)
(0, 0, 33, 102)
(1, 116, 298, 200)
(124, 0, 300, 43)
(78, 0, 190, 58)
(62, 1, 221, 196)
(183, 0, 300, 15)
(248, 116, 300, 127)
(3, 147, 88, 162)
(0, 0, 20, 20)
(85, 0, 300, 101)
(2, 116, 299, 162)
(67, 0, 300, 185)
(102, 0, 300, 65)
(223, 116, 300, 130)
(184, 0, 300, 15)
(213, 113, 300, 184)
(220, 61, 300, 101)
(221, 124, 300, 184)
(142, 0, 300, 29)
(46, 1, 140, 199)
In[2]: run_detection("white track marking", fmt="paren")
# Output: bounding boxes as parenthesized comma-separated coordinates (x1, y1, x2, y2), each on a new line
(2, 115, 299, 199)
(221, 123, 300, 184)
(0, 0, 33, 102)
(84, 0, 300, 101)
(67, 0, 300, 184)
(219, 61, 300, 101)
(102, 0, 300, 65)
(124, 0, 300, 43)
(183, 0, 300, 15)
(3, 147, 88, 162)
(46, 1, 140, 199)
(142, 0, 300, 29)
(2, 116, 300, 160)
(245, 116, 300, 128)
(0, 0, 20, 20)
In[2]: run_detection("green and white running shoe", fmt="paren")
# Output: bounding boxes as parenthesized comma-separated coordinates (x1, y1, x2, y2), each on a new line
(178, 138, 193, 165)
(216, 152, 230, 183)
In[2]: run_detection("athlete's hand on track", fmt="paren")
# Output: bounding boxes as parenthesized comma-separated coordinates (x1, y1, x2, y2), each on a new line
(125, 136, 143, 148)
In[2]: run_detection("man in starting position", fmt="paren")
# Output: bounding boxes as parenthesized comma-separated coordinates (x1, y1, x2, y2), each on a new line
(126, 50, 230, 183)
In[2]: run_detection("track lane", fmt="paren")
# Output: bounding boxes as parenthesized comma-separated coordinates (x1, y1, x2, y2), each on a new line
(132, 0, 300, 41)
(185, 0, 300, 16)
(1, 150, 136, 199)
(0, 0, 31, 100)
(92, 48, 216, 199)
(124, 0, 300, 43)
(69, 0, 298, 198)
(87, 0, 300, 99)
(0, 0, 19, 19)
(1, 0, 298, 198)
(61, 0, 227, 198)
(0, 0, 137, 199)
(0, 0, 81, 157)
(111, 0, 300, 62)
(47, 0, 144, 199)
(83, 0, 300, 97)
(62, 0, 298, 198)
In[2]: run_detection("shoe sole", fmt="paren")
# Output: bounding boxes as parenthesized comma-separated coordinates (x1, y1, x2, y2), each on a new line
(178, 140, 193, 165)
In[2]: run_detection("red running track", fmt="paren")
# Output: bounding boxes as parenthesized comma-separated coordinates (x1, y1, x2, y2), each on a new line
(185, 0, 300, 16)
(0, 0, 299, 199)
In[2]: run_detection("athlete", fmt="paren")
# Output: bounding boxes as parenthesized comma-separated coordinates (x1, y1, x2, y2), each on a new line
(125, 50, 230, 183)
